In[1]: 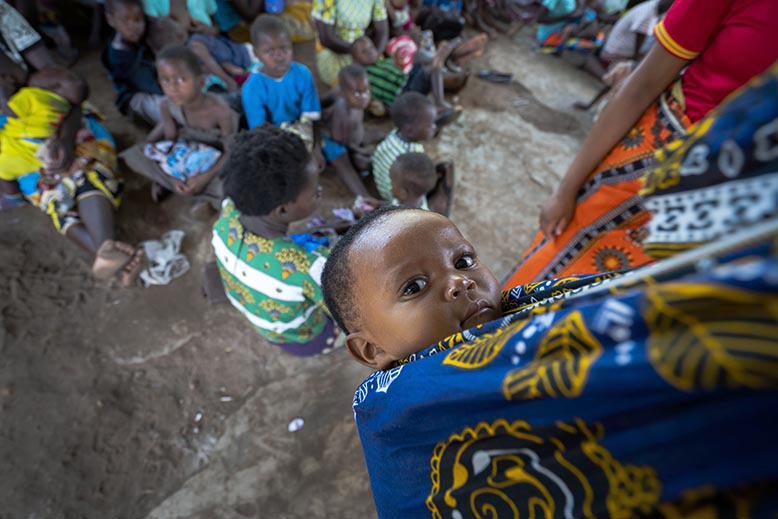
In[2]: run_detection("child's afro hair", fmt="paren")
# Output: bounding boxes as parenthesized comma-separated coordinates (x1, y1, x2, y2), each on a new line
(321, 205, 409, 334)
(338, 63, 367, 86)
(250, 14, 288, 46)
(390, 152, 437, 197)
(221, 124, 311, 216)
(105, 0, 142, 15)
(389, 92, 434, 129)
(157, 44, 202, 76)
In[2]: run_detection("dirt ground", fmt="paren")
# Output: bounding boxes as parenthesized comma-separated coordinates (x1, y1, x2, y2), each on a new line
(0, 26, 599, 519)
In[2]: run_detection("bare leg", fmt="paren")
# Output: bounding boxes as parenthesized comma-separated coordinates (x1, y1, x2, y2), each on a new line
(78, 194, 115, 253)
(65, 223, 97, 254)
(331, 154, 370, 198)
(429, 66, 453, 112)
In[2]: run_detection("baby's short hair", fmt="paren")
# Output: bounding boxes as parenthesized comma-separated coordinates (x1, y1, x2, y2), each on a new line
(250, 14, 288, 46)
(322, 205, 408, 334)
(105, 0, 142, 15)
(338, 63, 367, 86)
(157, 44, 202, 76)
(390, 92, 433, 129)
(221, 124, 311, 216)
(390, 152, 436, 197)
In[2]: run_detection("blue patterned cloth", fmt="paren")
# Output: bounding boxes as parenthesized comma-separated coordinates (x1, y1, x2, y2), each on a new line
(355, 238, 778, 518)
(143, 140, 221, 181)
(354, 67, 778, 518)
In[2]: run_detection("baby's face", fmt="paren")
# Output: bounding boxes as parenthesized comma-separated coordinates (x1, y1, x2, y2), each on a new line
(348, 210, 501, 368)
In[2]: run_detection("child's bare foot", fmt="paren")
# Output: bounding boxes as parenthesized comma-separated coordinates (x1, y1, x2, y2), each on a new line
(92, 240, 133, 280)
(116, 248, 145, 288)
(151, 182, 171, 203)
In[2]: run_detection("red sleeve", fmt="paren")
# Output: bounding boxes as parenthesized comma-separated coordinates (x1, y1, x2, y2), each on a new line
(654, 0, 733, 60)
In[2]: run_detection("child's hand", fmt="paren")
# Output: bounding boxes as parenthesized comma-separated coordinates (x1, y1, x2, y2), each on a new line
(539, 188, 577, 239)
(179, 174, 211, 196)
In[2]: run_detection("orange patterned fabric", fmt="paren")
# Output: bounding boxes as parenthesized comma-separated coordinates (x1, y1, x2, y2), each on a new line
(503, 89, 691, 288)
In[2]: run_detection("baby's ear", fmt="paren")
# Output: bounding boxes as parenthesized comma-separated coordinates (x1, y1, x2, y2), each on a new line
(346, 332, 393, 370)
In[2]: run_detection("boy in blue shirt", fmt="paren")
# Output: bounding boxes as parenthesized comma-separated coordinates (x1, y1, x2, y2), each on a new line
(241, 15, 320, 128)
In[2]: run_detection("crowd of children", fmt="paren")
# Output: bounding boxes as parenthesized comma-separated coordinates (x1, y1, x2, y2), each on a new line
(1, 0, 777, 514)
(0, 0, 775, 357)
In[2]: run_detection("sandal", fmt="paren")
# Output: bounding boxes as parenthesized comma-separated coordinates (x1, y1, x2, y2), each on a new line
(434, 105, 463, 129)
(477, 69, 513, 83)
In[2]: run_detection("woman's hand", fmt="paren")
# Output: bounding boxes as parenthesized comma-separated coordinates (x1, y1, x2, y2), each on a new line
(539, 188, 577, 239)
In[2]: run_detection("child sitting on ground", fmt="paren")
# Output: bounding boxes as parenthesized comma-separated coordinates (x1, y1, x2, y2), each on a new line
(146, 15, 253, 93)
(322, 64, 380, 198)
(350, 35, 460, 124)
(102, 0, 165, 125)
(0, 67, 144, 286)
(321, 206, 502, 369)
(212, 124, 343, 357)
(242, 15, 321, 128)
(388, 152, 439, 209)
(373, 92, 455, 215)
(121, 45, 237, 217)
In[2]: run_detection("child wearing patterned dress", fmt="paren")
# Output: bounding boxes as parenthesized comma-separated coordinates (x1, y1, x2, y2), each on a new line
(212, 124, 342, 356)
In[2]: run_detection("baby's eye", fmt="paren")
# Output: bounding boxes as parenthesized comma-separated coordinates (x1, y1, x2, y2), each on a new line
(402, 278, 427, 296)
(455, 254, 475, 269)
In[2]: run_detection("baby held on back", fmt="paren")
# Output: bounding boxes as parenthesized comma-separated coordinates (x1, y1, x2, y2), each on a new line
(321, 206, 502, 370)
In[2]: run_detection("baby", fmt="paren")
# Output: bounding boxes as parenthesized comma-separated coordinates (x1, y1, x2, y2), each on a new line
(373, 92, 455, 215)
(389, 152, 438, 209)
(321, 206, 502, 370)
(322, 64, 376, 198)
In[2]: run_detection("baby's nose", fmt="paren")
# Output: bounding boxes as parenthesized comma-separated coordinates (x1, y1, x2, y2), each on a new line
(446, 275, 475, 300)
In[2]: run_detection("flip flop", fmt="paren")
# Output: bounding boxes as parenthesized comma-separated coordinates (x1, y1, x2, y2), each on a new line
(477, 69, 514, 83)
(435, 105, 463, 129)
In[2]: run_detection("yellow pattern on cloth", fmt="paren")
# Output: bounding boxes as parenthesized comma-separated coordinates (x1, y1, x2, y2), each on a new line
(0, 87, 70, 181)
(311, 0, 387, 85)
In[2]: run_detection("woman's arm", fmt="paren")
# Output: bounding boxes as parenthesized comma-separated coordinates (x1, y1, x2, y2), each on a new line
(315, 20, 353, 54)
(539, 44, 688, 238)
(371, 18, 389, 55)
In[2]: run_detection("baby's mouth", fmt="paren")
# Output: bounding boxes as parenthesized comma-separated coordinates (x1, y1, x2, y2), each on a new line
(460, 300, 495, 330)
